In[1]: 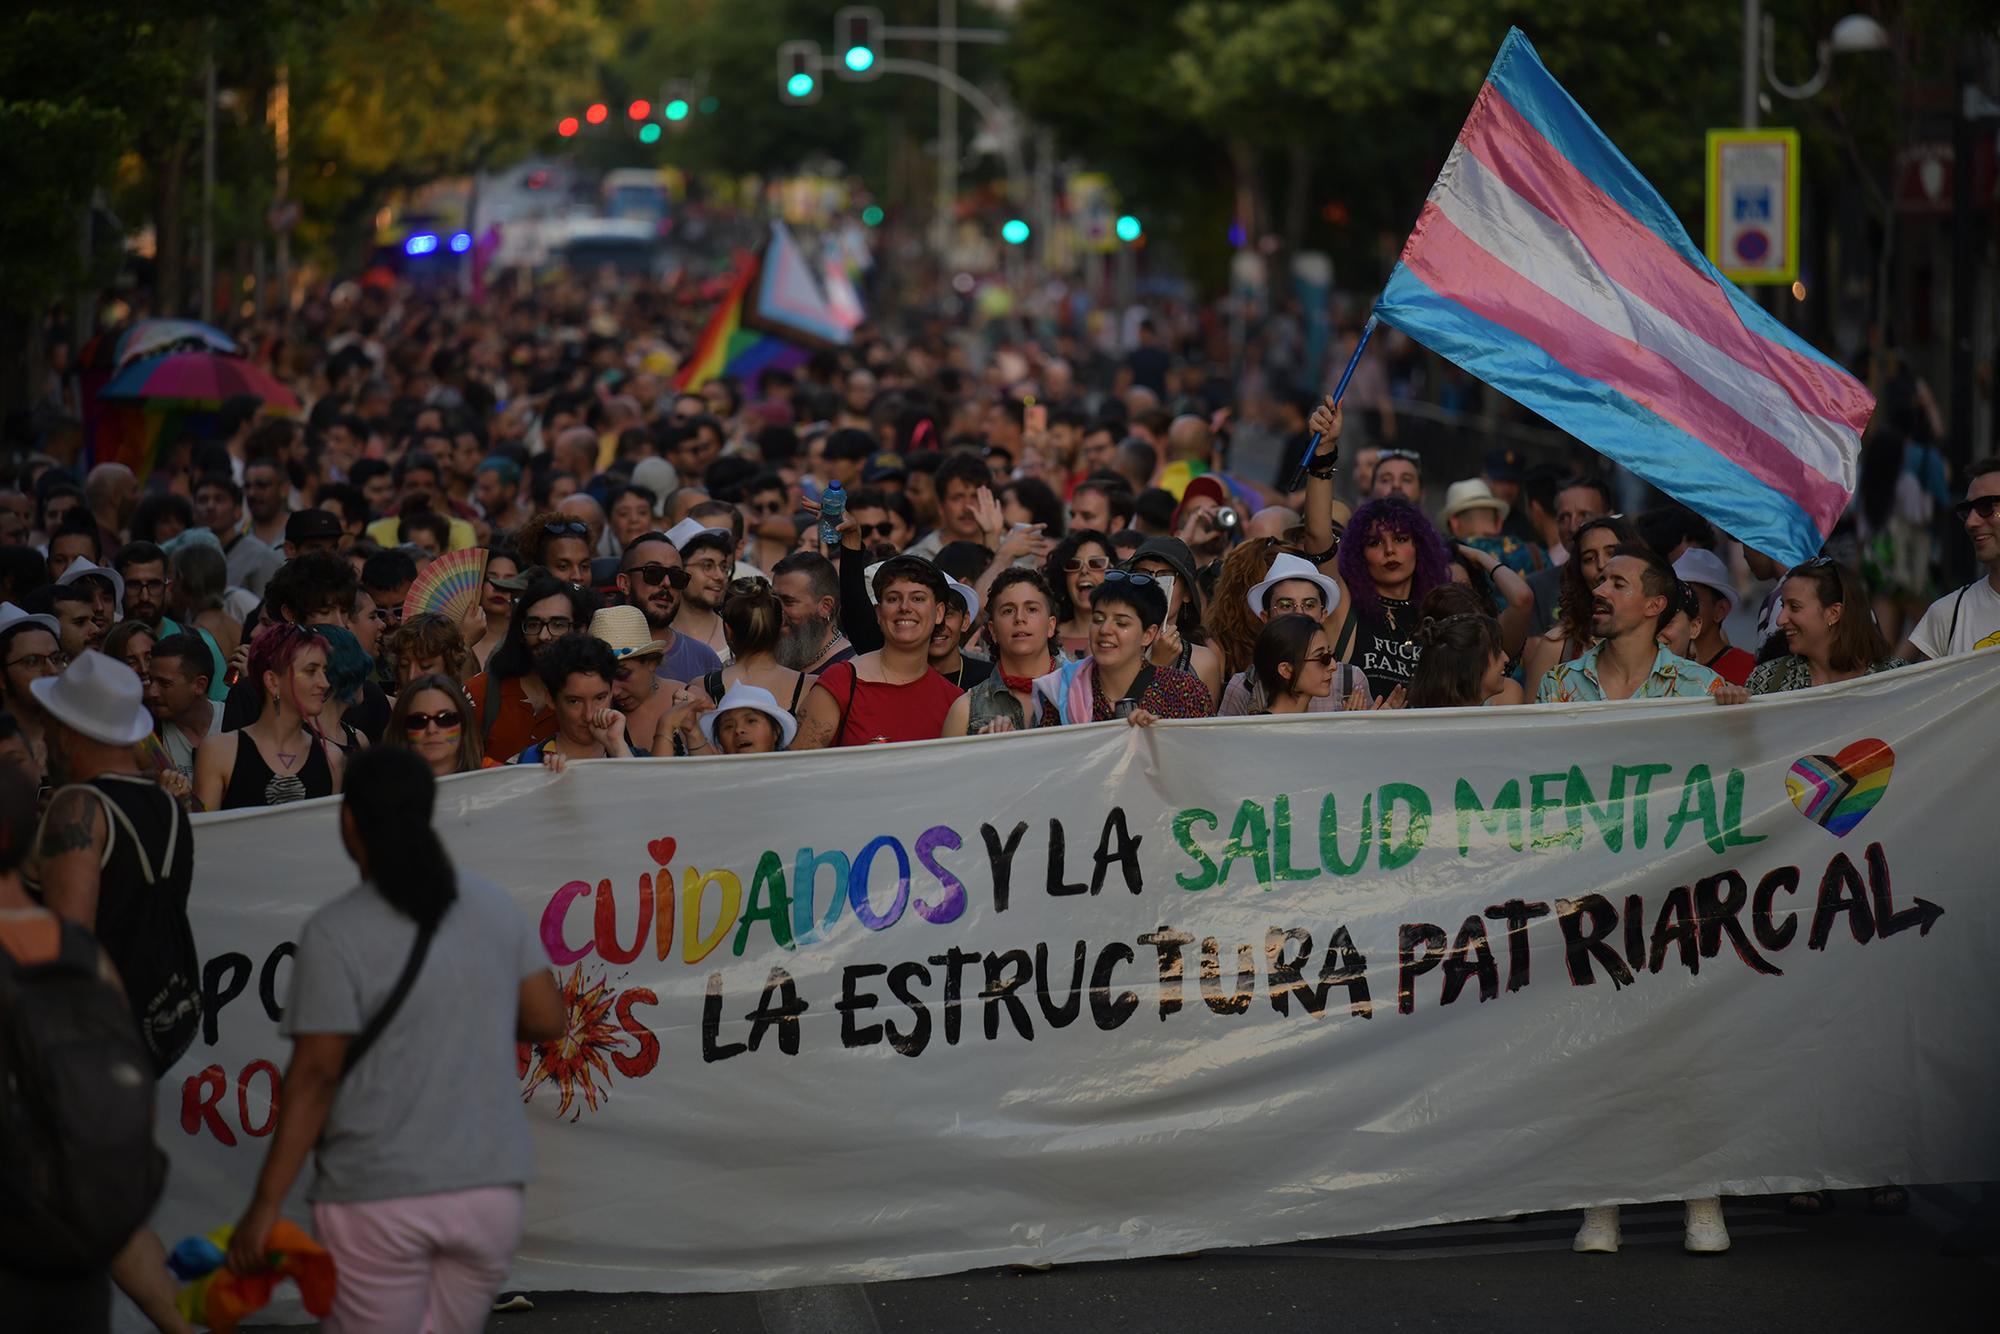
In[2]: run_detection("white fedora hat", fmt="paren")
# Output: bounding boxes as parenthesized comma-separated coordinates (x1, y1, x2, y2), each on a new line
(699, 681, 797, 751)
(29, 649, 153, 747)
(1246, 552, 1341, 618)
(0, 601, 61, 641)
(56, 556, 126, 610)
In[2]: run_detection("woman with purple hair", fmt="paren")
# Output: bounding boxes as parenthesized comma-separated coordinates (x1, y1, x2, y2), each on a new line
(194, 622, 343, 810)
(1329, 497, 1453, 697)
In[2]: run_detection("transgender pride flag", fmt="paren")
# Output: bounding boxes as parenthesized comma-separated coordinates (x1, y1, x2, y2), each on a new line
(1376, 29, 1874, 567)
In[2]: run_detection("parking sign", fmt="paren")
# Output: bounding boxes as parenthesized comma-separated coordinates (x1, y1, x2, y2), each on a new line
(1706, 129, 1800, 285)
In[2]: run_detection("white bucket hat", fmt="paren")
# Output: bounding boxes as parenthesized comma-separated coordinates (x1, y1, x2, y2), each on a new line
(699, 681, 797, 751)
(1247, 552, 1342, 618)
(29, 649, 153, 746)
(56, 556, 126, 610)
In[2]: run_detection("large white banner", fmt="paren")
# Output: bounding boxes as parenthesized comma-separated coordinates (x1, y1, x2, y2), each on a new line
(156, 652, 2000, 1293)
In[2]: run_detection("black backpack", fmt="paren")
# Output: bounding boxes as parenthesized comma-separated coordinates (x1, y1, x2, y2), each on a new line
(0, 919, 167, 1272)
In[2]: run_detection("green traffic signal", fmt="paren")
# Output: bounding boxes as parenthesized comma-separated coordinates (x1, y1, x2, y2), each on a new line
(1001, 219, 1030, 245)
(787, 72, 815, 98)
(639, 123, 662, 144)
(862, 205, 884, 226)
(844, 47, 875, 73)
(1115, 215, 1142, 243)
(665, 98, 690, 121)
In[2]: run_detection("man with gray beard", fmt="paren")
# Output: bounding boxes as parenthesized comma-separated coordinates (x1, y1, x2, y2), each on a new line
(771, 552, 853, 673)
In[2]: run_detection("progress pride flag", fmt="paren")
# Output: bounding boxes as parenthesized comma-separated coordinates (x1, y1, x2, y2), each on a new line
(1376, 28, 1873, 567)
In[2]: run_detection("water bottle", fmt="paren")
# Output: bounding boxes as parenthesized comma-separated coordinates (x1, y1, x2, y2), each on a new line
(818, 479, 845, 549)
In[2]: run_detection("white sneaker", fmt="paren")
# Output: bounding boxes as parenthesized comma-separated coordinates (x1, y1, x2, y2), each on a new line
(1573, 1204, 1621, 1253)
(1683, 1196, 1730, 1253)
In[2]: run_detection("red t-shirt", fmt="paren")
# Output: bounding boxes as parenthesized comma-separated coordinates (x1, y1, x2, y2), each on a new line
(1706, 645, 1756, 686)
(813, 660, 963, 747)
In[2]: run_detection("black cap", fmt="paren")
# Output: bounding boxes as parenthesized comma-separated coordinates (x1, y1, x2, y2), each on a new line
(863, 451, 908, 483)
(1482, 448, 1525, 482)
(284, 508, 343, 543)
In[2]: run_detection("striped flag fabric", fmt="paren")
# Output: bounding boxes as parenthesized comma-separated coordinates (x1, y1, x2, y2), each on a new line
(1376, 29, 1874, 567)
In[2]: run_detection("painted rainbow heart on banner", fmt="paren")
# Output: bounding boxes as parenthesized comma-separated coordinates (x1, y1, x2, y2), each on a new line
(1787, 739, 1895, 837)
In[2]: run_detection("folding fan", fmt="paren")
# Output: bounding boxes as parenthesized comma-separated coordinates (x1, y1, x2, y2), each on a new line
(402, 547, 487, 624)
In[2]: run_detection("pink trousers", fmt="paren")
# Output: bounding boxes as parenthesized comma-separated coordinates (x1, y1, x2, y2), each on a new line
(312, 1184, 524, 1334)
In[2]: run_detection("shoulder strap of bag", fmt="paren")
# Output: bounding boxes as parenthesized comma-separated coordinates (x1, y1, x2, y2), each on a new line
(52, 782, 163, 885)
(1118, 663, 1156, 706)
(1333, 610, 1359, 661)
(343, 921, 436, 1076)
(1945, 583, 1971, 647)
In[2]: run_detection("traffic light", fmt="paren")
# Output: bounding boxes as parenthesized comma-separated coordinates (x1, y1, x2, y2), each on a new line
(836, 6, 883, 80)
(778, 41, 821, 104)
(660, 78, 694, 127)
(1115, 215, 1143, 243)
(1001, 218, 1030, 246)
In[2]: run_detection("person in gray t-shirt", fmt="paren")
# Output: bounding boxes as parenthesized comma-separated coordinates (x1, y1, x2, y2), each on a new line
(226, 748, 563, 1329)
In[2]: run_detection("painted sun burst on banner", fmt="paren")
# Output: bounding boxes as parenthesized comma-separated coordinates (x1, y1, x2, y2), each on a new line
(522, 965, 621, 1121)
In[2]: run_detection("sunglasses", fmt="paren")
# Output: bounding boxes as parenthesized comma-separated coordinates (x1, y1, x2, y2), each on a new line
(541, 519, 591, 538)
(403, 709, 463, 733)
(1299, 649, 1337, 668)
(629, 563, 690, 589)
(1952, 495, 2000, 523)
(1063, 555, 1112, 573)
(1100, 569, 1157, 588)
(856, 521, 897, 540)
(1787, 554, 1837, 577)
(1377, 448, 1423, 467)
(750, 500, 789, 517)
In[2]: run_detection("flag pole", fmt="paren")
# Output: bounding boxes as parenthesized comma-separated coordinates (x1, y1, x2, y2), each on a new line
(1284, 312, 1379, 492)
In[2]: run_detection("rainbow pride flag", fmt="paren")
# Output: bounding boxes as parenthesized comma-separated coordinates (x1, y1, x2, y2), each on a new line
(676, 223, 857, 391)
(1376, 29, 1874, 567)
(674, 256, 812, 392)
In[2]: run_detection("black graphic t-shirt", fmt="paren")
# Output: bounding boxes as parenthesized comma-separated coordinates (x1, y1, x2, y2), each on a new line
(1342, 598, 1421, 696)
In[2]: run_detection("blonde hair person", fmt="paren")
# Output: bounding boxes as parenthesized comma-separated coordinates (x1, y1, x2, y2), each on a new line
(386, 612, 472, 690)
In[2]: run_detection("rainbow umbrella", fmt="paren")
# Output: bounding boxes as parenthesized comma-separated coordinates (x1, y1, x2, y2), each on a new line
(99, 350, 299, 410)
(114, 318, 238, 368)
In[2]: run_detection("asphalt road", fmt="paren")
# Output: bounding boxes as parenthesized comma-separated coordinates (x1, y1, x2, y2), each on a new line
(470, 1188, 1991, 1333)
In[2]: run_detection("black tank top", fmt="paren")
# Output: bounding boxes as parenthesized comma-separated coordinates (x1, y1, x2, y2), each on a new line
(222, 732, 334, 810)
(1337, 597, 1421, 696)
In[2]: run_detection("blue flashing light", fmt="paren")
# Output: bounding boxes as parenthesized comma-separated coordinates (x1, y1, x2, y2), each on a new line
(404, 233, 439, 257)
(449, 232, 473, 254)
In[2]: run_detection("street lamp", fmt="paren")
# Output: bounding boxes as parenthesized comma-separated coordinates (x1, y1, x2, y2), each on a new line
(1763, 12, 1891, 101)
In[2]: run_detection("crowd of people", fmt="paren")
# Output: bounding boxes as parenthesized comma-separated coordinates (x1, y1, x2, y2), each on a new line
(2, 276, 1998, 1328)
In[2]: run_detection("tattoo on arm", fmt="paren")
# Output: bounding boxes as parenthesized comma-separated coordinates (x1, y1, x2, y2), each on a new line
(37, 788, 104, 859)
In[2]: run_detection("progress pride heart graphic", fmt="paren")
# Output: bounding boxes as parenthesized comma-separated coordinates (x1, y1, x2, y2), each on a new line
(1787, 739, 1894, 837)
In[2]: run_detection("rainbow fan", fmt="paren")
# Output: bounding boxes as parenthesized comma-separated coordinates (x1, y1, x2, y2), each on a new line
(403, 547, 487, 625)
